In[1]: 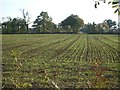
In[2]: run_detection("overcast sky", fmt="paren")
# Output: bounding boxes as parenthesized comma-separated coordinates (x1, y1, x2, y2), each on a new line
(0, 0, 118, 25)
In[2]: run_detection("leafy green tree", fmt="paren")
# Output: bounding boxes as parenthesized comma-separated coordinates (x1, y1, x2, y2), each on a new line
(95, 24, 104, 33)
(81, 19, 118, 34)
(45, 21, 57, 33)
(81, 22, 108, 34)
(2, 17, 26, 34)
(2, 17, 12, 34)
(32, 11, 56, 33)
(103, 19, 117, 30)
(81, 22, 97, 33)
(59, 14, 84, 33)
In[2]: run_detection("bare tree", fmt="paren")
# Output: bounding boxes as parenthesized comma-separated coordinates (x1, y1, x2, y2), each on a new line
(20, 9, 31, 33)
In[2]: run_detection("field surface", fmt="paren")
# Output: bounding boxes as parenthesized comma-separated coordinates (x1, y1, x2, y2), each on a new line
(2, 34, 119, 88)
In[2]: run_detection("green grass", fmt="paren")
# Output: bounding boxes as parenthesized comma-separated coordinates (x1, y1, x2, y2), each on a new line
(2, 34, 119, 88)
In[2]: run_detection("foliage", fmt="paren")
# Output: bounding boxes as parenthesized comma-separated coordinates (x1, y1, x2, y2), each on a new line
(1, 10, 118, 34)
(59, 14, 84, 33)
(109, 0, 120, 15)
(20, 9, 31, 32)
(81, 19, 118, 34)
(94, 0, 120, 15)
(9, 50, 32, 88)
(1, 17, 27, 34)
(32, 11, 57, 33)
(104, 19, 117, 29)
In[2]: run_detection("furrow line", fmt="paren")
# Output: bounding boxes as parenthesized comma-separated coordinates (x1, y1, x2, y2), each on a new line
(21, 35, 74, 58)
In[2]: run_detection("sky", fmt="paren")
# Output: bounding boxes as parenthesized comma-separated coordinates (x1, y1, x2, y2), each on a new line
(0, 0, 118, 26)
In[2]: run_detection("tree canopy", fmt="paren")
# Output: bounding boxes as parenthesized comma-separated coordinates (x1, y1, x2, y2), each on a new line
(2, 17, 27, 34)
(1, 10, 119, 34)
(32, 11, 57, 33)
(80, 19, 118, 34)
(59, 14, 84, 33)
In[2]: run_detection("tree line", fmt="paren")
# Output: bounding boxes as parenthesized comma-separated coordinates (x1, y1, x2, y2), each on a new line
(0, 10, 119, 34)
(81, 20, 118, 34)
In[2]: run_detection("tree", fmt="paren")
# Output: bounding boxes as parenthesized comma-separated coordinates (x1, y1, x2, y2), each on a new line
(32, 11, 56, 33)
(104, 19, 117, 30)
(82, 22, 98, 33)
(81, 22, 109, 34)
(20, 9, 31, 33)
(1, 17, 26, 34)
(2, 17, 13, 34)
(59, 14, 84, 33)
(108, 0, 120, 15)
(94, 0, 120, 15)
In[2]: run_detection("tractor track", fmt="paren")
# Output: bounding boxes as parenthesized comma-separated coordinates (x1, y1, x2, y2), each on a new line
(20, 35, 74, 58)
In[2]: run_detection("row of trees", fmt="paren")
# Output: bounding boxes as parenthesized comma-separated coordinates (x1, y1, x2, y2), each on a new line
(81, 19, 118, 34)
(0, 11, 119, 34)
(1, 17, 27, 34)
(1, 11, 85, 34)
(1, 9, 31, 34)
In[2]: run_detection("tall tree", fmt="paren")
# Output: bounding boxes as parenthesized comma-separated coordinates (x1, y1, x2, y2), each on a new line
(2, 17, 12, 33)
(1, 17, 26, 34)
(59, 14, 84, 33)
(104, 19, 117, 30)
(32, 11, 56, 33)
(20, 9, 31, 33)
